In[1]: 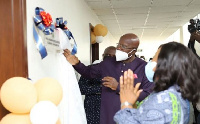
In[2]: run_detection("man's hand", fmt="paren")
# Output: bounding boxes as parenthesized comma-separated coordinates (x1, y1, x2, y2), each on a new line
(63, 49, 79, 65)
(120, 69, 143, 109)
(102, 76, 118, 90)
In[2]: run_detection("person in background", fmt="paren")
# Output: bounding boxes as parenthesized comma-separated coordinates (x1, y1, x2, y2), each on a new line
(78, 46, 116, 124)
(63, 33, 154, 124)
(188, 19, 196, 34)
(188, 19, 200, 59)
(188, 19, 200, 123)
(114, 42, 200, 124)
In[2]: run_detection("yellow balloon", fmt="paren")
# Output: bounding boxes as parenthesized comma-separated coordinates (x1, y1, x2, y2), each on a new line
(0, 77, 37, 114)
(0, 113, 31, 124)
(91, 32, 96, 44)
(34, 78, 63, 105)
(94, 24, 107, 36)
(102, 26, 108, 37)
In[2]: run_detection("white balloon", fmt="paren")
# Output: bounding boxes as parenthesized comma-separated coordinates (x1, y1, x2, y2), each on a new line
(30, 101, 59, 124)
(96, 36, 104, 43)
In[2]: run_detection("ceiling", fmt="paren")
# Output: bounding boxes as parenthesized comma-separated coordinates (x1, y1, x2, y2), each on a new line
(84, 0, 200, 43)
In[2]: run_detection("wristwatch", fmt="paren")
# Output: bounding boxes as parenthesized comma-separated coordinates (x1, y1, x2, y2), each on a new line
(121, 101, 133, 107)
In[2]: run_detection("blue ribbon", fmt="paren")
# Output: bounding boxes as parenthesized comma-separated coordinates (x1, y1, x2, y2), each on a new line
(56, 17, 77, 55)
(33, 25, 47, 59)
(33, 7, 55, 59)
(64, 30, 77, 55)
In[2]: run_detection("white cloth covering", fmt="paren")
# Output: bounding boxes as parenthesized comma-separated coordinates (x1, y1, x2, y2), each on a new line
(57, 55, 87, 124)
(30, 27, 86, 124)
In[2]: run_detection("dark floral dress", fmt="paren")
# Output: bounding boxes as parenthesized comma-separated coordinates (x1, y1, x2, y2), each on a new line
(78, 76, 102, 124)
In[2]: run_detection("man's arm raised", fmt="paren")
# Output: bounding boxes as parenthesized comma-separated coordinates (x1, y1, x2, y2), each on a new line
(63, 49, 101, 79)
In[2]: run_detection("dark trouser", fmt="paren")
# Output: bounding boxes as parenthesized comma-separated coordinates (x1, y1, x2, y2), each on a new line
(188, 40, 200, 59)
(193, 102, 200, 124)
(197, 113, 200, 124)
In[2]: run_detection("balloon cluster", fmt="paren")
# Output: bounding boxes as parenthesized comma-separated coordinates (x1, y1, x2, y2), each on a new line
(91, 24, 108, 44)
(0, 77, 63, 124)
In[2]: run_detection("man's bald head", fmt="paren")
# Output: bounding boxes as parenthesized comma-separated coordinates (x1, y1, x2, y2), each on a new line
(119, 33, 140, 49)
(116, 33, 140, 63)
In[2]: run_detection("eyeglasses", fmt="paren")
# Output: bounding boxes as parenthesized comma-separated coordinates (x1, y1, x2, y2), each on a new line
(116, 43, 136, 50)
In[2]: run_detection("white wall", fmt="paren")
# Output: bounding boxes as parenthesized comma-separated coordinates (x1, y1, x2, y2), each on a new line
(136, 41, 161, 61)
(135, 30, 181, 62)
